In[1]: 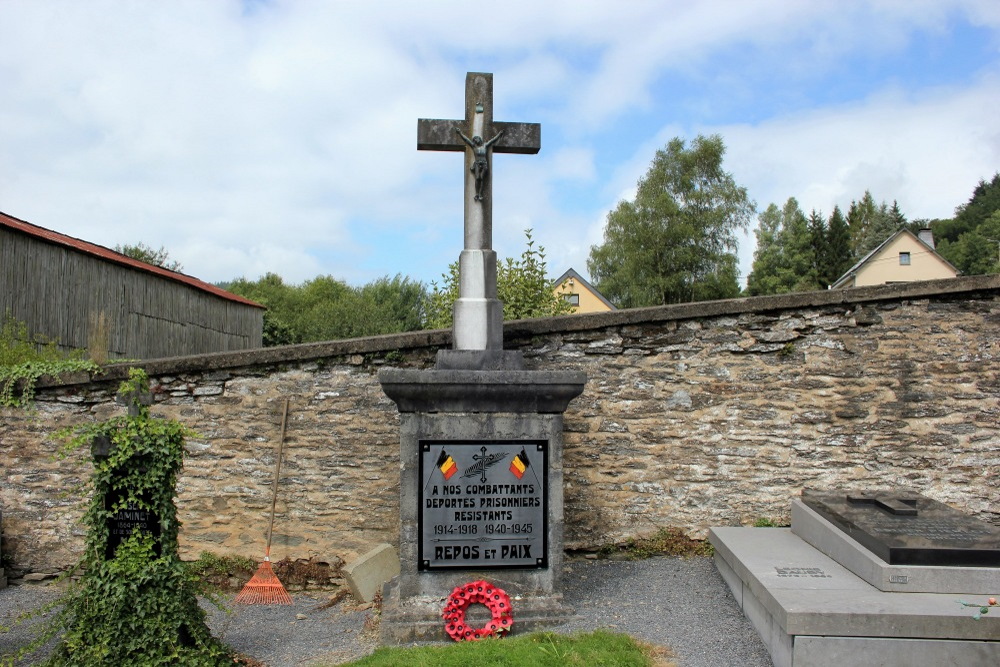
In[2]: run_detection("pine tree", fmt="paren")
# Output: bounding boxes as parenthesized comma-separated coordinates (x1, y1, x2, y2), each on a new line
(807, 209, 828, 286)
(825, 206, 852, 285)
(848, 191, 904, 260)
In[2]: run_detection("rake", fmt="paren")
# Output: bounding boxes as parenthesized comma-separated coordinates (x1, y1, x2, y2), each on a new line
(235, 398, 293, 605)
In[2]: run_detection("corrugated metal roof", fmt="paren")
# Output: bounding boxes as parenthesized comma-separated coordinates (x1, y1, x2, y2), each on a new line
(1, 210, 264, 309)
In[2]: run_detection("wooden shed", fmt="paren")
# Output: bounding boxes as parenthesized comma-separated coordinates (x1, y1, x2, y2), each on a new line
(1, 211, 264, 360)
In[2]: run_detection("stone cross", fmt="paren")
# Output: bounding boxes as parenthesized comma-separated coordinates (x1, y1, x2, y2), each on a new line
(116, 384, 153, 418)
(418, 72, 540, 351)
(847, 493, 919, 516)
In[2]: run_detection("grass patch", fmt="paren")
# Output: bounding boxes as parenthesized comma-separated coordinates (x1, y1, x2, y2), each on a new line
(597, 527, 713, 560)
(341, 630, 675, 666)
(752, 517, 788, 528)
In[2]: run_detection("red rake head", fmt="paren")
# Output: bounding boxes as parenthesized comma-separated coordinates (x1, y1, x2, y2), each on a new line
(234, 559, 293, 605)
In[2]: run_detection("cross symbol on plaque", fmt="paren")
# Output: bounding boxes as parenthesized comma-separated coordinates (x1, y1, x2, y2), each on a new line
(472, 446, 491, 484)
(417, 72, 540, 351)
(847, 493, 919, 516)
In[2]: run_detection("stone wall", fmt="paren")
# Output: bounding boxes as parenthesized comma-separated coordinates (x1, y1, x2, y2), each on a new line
(2, 276, 998, 575)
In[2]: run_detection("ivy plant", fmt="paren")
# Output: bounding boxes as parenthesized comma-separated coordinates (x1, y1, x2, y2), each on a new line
(0, 312, 100, 407)
(20, 368, 235, 666)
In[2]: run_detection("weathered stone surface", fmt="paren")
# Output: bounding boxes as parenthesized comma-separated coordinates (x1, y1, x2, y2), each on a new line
(1, 278, 999, 574)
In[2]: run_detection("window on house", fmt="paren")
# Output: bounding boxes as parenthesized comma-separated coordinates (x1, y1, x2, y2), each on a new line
(899, 252, 911, 266)
(563, 293, 580, 306)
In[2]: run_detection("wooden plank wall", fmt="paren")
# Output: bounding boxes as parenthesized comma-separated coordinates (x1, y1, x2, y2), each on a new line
(1, 230, 263, 359)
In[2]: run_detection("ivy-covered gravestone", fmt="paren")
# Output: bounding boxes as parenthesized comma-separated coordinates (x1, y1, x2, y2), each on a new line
(47, 369, 232, 666)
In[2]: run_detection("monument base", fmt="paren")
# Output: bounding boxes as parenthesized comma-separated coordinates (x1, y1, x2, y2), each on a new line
(378, 355, 586, 646)
(710, 514, 1000, 666)
(379, 577, 578, 644)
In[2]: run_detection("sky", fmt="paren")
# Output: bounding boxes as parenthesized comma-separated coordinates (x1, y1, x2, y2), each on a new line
(2, 0, 999, 290)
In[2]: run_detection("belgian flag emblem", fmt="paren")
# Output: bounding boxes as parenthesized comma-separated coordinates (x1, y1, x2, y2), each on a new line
(437, 449, 458, 480)
(509, 448, 530, 479)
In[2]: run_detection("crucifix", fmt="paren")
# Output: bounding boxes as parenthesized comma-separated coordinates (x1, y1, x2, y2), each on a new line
(418, 72, 541, 351)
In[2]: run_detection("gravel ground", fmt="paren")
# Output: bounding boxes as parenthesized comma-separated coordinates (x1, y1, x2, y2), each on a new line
(1, 556, 772, 666)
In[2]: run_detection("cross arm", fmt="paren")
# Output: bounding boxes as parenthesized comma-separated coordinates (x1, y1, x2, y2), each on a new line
(493, 122, 540, 154)
(417, 119, 541, 154)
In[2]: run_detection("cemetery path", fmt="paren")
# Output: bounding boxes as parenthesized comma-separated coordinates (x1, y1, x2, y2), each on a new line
(1, 556, 772, 666)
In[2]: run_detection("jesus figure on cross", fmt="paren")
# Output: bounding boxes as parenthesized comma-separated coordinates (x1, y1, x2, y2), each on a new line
(456, 127, 505, 201)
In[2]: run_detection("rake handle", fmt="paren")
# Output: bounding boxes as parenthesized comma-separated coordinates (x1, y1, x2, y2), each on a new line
(264, 398, 289, 558)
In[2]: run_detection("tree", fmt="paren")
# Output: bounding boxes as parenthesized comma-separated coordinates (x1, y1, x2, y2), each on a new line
(424, 229, 572, 330)
(807, 209, 829, 285)
(226, 272, 428, 345)
(587, 135, 755, 307)
(935, 173, 1000, 275)
(937, 210, 1000, 276)
(114, 242, 183, 272)
(847, 191, 902, 260)
(745, 204, 784, 296)
(825, 206, 852, 284)
(745, 198, 821, 295)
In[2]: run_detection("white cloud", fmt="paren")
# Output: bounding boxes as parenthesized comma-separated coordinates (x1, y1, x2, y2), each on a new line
(715, 73, 1000, 280)
(1, 0, 998, 292)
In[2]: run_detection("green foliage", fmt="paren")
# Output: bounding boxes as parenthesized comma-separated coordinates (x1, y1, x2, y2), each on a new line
(824, 205, 852, 284)
(935, 173, 1000, 244)
(424, 229, 572, 330)
(344, 629, 663, 667)
(937, 210, 1000, 276)
(226, 273, 427, 345)
(746, 198, 823, 295)
(114, 242, 183, 272)
(753, 517, 788, 528)
(30, 368, 233, 666)
(588, 134, 755, 308)
(936, 174, 1000, 276)
(847, 190, 903, 260)
(749, 190, 914, 293)
(0, 312, 100, 407)
(184, 552, 258, 592)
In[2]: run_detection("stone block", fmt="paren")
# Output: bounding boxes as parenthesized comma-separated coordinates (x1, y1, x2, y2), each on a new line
(793, 636, 1000, 667)
(343, 543, 400, 603)
(710, 527, 1000, 666)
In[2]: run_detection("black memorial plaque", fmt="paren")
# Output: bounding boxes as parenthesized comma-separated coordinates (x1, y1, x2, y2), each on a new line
(419, 440, 547, 571)
(105, 491, 160, 560)
(802, 488, 1000, 567)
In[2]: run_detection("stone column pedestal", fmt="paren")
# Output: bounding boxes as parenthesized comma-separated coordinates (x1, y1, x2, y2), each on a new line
(378, 351, 586, 643)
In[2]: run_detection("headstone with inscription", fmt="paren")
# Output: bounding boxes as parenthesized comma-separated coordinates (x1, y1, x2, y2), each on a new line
(91, 385, 162, 560)
(800, 488, 1000, 568)
(378, 72, 586, 643)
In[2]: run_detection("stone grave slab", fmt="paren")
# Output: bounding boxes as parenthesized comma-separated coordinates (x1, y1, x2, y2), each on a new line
(800, 489, 1000, 567)
(710, 526, 1000, 667)
(792, 499, 1000, 593)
